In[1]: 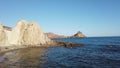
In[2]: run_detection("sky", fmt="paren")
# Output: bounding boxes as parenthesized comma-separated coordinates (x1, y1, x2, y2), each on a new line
(0, 0, 120, 37)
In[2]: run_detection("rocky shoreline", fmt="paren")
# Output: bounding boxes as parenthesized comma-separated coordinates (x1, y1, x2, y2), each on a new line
(0, 41, 84, 53)
(0, 20, 84, 53)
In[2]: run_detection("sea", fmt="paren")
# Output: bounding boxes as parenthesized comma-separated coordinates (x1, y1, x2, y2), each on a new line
(0, 37, 120, 68)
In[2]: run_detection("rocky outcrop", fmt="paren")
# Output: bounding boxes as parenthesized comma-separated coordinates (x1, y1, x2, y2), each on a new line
(45, 32, 66, 38)
(0, 20, 54, 52)
(9, 20, 51, 45)
(55, 41, 84, 47)
(70, 31, 86, 38)
(0, 20, 84, 52)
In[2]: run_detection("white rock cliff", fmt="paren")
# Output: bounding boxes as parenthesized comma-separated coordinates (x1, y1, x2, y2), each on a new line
(0, 20, 52, 46)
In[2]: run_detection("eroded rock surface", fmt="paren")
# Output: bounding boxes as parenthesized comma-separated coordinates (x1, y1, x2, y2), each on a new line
(9, 20, 51, 45)
(0, 20, 53, 52)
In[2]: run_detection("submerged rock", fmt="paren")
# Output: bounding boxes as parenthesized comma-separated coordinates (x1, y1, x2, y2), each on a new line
(55, 41, 84, 47)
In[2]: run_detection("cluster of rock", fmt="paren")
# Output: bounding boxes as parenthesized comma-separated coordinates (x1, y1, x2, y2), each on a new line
(0, 20, 84, 52)
(0, 20, 55, 52)
(0, 20, 52, 46)
(45, 31, 86, 39)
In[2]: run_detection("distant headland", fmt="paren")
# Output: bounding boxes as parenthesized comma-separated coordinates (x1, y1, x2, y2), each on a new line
(45, 31, 86, 39)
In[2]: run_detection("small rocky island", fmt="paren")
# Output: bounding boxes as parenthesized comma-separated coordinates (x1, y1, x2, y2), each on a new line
(0, 20, 83, 52)
(70, 31, 86, 38)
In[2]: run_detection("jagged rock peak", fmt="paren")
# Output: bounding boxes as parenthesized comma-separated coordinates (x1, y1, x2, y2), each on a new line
(72, 31, 86, 38)
(75, 31, 82, 35)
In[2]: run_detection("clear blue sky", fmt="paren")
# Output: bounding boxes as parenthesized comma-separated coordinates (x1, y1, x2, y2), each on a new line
(0, 0, 120, 37)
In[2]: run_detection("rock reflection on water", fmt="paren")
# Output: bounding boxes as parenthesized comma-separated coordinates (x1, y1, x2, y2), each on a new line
(0, 47, 48, 68)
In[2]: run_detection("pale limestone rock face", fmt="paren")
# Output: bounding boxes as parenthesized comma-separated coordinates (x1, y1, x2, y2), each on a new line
(0, 23, 8, 45)
(0, 20, 54, 52)
(9, 20, 51, 45)
(0, 20, 52, 47)
(9, 20, 28, 45)
(21, 22, 51, 45)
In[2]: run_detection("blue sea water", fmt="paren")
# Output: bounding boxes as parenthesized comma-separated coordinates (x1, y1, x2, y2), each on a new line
(0, 37, 120, 68)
